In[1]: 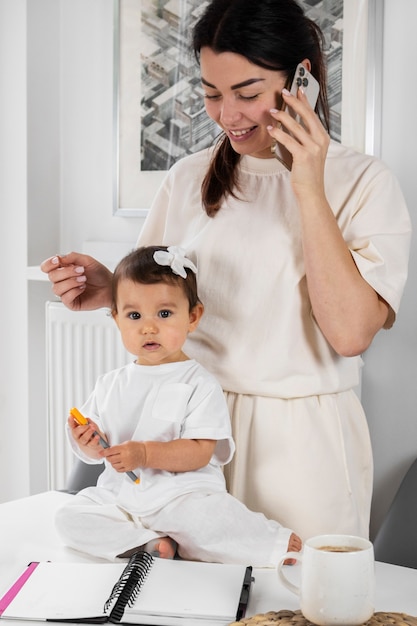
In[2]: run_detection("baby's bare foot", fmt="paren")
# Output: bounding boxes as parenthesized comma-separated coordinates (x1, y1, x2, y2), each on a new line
(155, 537, 177, 559)
(116, 536, 177, 559)
(145, 537, 177, 559)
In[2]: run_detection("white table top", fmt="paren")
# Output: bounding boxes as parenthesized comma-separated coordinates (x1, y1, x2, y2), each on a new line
(1, 491, 416, 623)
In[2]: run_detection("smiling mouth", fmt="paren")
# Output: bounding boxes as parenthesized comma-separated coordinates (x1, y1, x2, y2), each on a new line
(229, 126, 256, 137)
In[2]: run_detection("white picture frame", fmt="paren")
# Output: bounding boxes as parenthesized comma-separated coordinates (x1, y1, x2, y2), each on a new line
(341, 0, 384, 157)
(113, 0, 383, 217)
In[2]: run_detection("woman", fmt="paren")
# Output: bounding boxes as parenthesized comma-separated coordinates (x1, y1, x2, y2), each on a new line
(42, 0, 410, 540)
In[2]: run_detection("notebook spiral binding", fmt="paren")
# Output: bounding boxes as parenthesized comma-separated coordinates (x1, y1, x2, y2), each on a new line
(104, 551, 154, 622)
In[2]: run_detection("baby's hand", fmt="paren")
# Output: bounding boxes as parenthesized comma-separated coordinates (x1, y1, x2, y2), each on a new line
(67, 414, 103, 454)
(102, 440, 145, 473)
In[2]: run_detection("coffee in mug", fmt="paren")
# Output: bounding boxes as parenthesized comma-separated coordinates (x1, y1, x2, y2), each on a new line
(318, 545, 363, 553)
(277, 534, 375, 626)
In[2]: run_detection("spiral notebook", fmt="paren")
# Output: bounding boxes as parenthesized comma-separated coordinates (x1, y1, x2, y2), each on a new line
(0, 552, 253, 625)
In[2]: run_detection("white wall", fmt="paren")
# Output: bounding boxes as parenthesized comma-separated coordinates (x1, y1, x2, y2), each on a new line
(361, 0, 417, 537)
(0, 0, 141, 503)
(0, 0, 30, 501)
(1, 0, 417, 537)
(58, 0, 142, 254)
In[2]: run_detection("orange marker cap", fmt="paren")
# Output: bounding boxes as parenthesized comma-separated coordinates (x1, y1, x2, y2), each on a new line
(70, 407, 88, 425)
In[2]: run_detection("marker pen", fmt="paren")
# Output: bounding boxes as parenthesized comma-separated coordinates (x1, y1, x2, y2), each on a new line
(69, 407, 140, 484)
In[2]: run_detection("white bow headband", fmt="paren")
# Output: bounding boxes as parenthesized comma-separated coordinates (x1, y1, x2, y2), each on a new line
(153, 246, 197, 279)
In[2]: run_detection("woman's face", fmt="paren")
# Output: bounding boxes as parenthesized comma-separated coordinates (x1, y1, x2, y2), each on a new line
(200, 47, 287, 159)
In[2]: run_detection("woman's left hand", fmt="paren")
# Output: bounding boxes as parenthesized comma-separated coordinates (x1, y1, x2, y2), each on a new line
(268, 87, 390, 357)
(268, 87, 330, 200)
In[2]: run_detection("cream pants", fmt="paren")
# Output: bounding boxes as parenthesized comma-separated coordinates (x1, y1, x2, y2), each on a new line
(224, 389, 373, 540)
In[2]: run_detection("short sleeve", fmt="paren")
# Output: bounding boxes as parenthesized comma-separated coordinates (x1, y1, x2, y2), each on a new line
(347, 168, 411, 315)
(180, 377, 235, 466)
(326, 151, 412, 317)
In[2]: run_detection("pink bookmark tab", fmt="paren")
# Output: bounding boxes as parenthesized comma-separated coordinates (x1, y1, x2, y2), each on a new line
(0, 562, 39, 615)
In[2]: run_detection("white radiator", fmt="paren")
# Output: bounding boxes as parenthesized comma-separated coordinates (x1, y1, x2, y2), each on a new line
(46, 301, 133, 490)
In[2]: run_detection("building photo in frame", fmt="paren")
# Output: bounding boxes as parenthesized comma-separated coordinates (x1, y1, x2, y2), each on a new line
(114, 0, 380, 216)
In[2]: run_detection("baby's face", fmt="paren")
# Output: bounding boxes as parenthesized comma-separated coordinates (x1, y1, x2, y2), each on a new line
(113, 279, 202, 365)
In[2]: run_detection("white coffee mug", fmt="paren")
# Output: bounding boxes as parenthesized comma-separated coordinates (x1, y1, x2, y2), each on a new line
(277, 534, 375, 626)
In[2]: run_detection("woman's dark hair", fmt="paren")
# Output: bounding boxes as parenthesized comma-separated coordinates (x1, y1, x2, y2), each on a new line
(112, 246, 201, 314)
(192, 0, 330, 216)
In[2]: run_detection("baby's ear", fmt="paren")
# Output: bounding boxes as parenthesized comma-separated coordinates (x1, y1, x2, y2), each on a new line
(189, 302, 204, 332)
(111, 308, 120, 327)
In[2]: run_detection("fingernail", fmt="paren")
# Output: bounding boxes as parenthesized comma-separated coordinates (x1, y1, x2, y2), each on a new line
(52, 256, 59, 265)
(76, 275, 87, 283)
(282, 88, 291, 96)
(269, 108, 278, 114)
(75, 266, 85, 274)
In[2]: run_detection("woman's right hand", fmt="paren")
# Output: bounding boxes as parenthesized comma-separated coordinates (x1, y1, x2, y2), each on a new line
(40, 252, 113, 311)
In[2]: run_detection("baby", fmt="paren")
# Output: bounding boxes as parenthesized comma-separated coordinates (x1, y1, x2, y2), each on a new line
(55, 245, 302, 564)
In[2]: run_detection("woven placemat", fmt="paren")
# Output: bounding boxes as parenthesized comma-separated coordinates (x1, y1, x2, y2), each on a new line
(229, 610, 417, 626)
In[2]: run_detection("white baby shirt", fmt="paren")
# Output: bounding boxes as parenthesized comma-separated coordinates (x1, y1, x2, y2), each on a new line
(67, 359, 235, 516)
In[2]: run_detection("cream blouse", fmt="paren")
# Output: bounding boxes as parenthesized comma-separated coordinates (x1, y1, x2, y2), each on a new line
(138, 141, 411, 399)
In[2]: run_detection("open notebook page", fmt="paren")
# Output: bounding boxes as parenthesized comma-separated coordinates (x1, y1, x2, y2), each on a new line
(0, 562, 124, 621)
(121, 558, 248, 623)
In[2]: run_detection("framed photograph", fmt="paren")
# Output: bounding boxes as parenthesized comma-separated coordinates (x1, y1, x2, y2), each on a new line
(113, 0, 383, 217)
(113, 0, 219, 217)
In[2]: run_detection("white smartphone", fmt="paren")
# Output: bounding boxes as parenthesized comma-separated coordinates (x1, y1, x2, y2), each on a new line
(272, 63, 320, 170)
